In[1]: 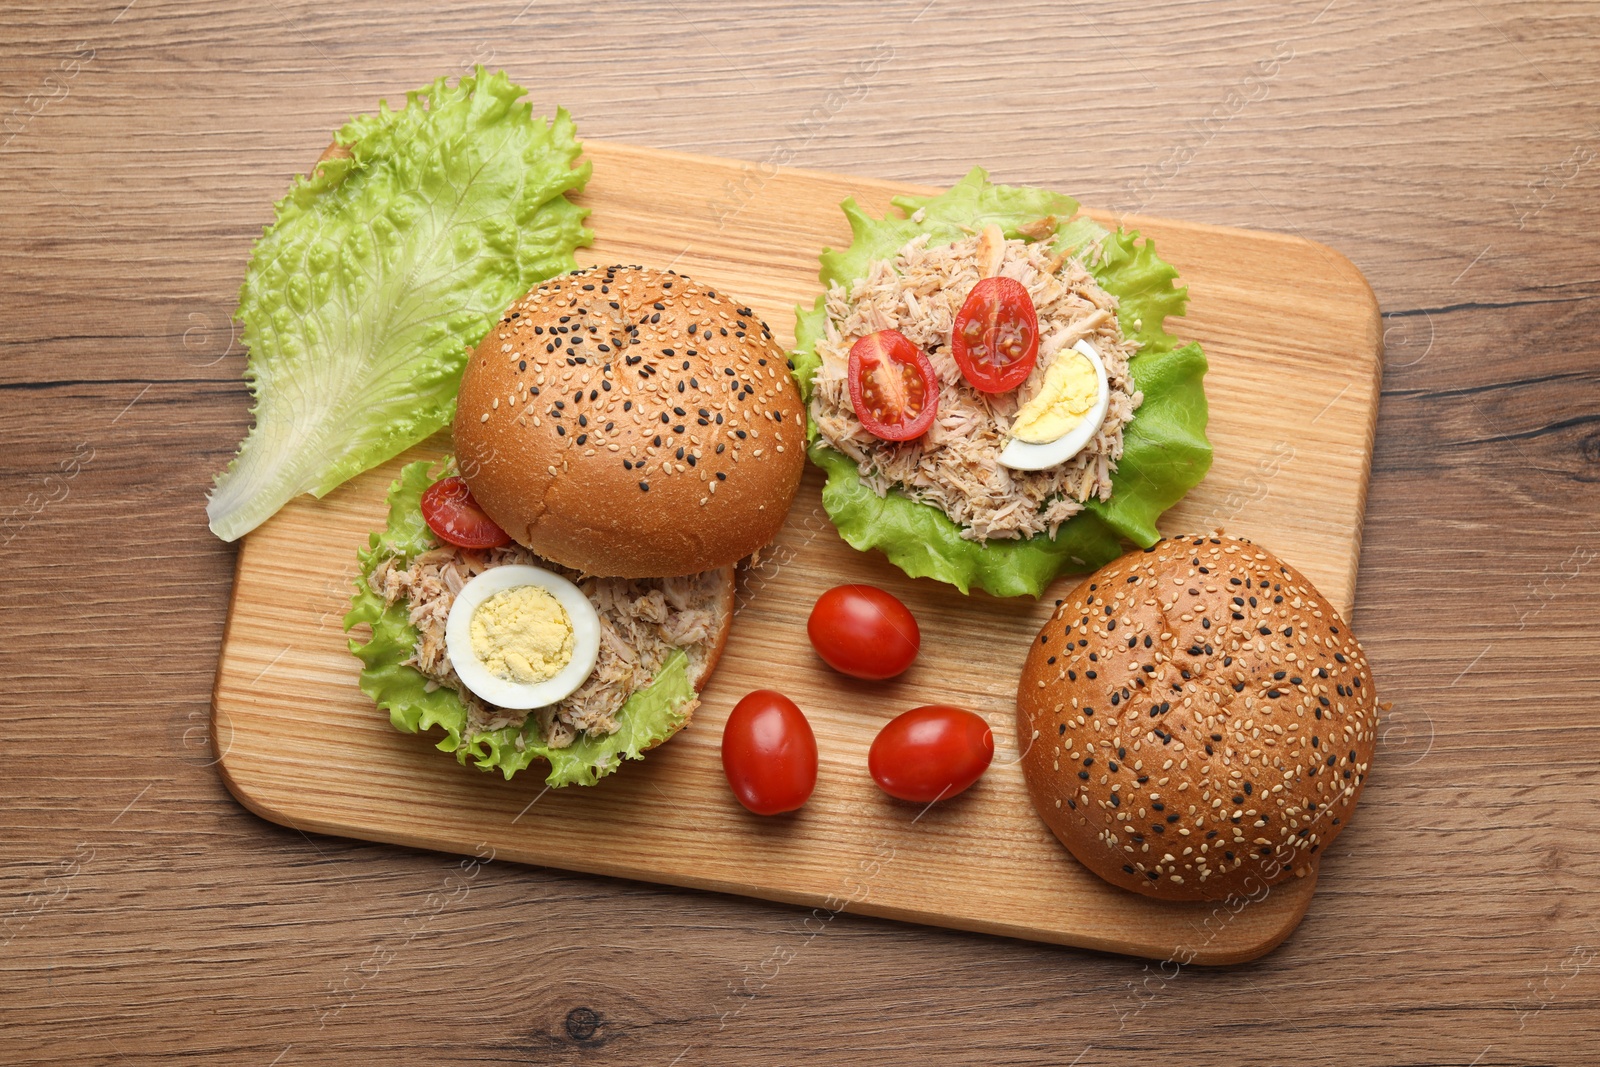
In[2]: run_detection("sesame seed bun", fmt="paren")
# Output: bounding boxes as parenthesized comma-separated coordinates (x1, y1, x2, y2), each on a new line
(453, 266, 806, 578)
(1016, 535, 1379, 902)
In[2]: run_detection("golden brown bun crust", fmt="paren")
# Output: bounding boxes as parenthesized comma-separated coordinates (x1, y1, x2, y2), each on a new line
(1016, 535, 1379, 902)
(453, 266, 805, 578)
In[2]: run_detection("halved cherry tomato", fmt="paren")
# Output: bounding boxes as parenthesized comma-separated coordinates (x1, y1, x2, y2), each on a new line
(847, 329, 938, 441)
(869, 705, 994, 804)
(722, 690, 819, 815)
(420, 476, 513, 549)
(807, 585, 920, 680)
(950, 276, 1039, 393)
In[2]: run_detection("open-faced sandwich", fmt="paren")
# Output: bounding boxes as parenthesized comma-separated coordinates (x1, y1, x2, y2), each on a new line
(789, 170, 1213, 598)
(345, 266, 805, 785)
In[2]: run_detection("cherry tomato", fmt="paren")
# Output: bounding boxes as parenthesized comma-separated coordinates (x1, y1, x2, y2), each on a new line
(721, 690, 819, 816)
(807, 585, 920, 680)
(950, 276, 1039, 393)
(420, 476, 513, 549)
(847, 329, 938, 441)
(869, 705, 994, 804)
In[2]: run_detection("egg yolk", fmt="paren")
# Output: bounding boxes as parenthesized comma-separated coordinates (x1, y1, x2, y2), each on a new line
(1010, 351, 1099, 444)
(470, 585, 575, 683)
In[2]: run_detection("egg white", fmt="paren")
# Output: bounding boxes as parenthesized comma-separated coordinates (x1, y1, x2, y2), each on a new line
(996, 339, 1112, 472)
(444, 564, 602, 711)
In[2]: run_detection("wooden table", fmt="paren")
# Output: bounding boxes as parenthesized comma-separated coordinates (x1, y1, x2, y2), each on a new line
(4, 2, 1597, 1063)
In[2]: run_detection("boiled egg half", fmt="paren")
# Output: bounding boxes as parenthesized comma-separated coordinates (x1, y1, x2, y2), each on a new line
(997, 339, 1111, 472)
(444, 564, 601, 710)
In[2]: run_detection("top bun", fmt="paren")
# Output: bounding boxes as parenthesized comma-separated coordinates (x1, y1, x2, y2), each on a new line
(1016, 535, 1379, 902)
(454, 266, 806, 577)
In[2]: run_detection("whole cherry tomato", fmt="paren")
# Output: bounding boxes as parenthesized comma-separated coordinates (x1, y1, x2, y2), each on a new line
(721, 690, 819, 815)
(869, 705, 994, 803)
(420, 476, 513, 549)
(950, 276, 1039, 393)
(847, 329, 939, 441)
(807, 585, 921, 680)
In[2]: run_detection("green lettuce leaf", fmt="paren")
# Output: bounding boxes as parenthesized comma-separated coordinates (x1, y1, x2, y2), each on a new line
(343, 460, 696, 786)
(792, 168, 1212, 597)
(208, 68, 593, 541)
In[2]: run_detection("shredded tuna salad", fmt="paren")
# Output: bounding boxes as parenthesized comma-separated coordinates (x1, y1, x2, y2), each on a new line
(368, 545, 724, 749)
(809, 226, 1143, 542)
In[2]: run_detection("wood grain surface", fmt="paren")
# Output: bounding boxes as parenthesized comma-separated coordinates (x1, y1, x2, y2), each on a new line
(211, 143, 1380, 963)
(4, 1, 1599, 1064)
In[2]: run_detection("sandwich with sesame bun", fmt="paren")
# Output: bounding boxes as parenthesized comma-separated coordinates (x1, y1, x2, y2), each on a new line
(344, 266, 806, 787)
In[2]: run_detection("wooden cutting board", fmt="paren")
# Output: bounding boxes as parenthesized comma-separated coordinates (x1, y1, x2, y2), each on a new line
(212, 142, 1382, 965)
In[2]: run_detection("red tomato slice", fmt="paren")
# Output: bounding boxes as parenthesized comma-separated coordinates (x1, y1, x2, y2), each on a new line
(807, 585, 920, 680)
(420, 476, 513, 549)
(950, 276, 1039, 393)
(869, 705, 994, 804)
(721, 690, 819, 816)
(847, 329, 938, 441)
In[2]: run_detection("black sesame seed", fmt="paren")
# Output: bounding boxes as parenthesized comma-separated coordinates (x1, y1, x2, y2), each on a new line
(639, 481, 649, 492)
